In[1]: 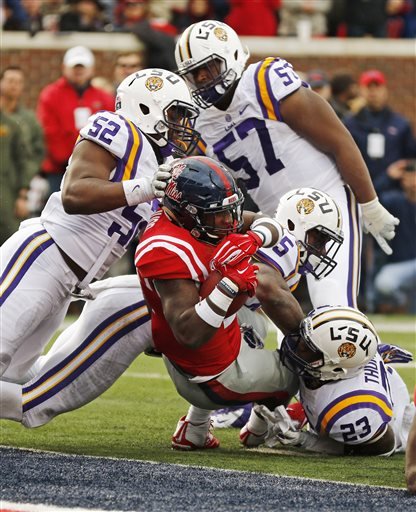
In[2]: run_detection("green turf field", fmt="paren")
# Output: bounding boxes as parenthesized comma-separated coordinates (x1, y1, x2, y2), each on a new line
(1, 315, 415, 489)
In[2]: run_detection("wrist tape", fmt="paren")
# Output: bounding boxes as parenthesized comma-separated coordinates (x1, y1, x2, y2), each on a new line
(251, 217, 284, 247)
(122, 178, 153, 206)
(195, 278, 238, 328)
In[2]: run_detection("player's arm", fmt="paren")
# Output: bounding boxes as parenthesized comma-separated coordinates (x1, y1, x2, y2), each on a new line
(155, 255, 258, 349)
(279, 86, 400, 255)
(406, 413, 416, 493)
(255, 263, 304, 334)
(279, 86, 377, 204)
(62, 139, 154, 214)
(154, 278, 218, 349)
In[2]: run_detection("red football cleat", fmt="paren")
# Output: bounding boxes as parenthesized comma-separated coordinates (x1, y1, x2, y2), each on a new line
(172, 415, 220, 450)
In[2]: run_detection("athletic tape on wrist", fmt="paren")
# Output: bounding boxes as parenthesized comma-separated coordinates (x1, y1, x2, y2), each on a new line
(122, 178, 153, 206)
(217, 277, 239, 298)
(194, 282, 237, 327)
(251, 218, 284, 248)
(195, 299, 226, 328)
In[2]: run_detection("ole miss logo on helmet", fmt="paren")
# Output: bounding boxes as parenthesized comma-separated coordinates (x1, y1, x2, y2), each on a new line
(165, 163, 186, 201)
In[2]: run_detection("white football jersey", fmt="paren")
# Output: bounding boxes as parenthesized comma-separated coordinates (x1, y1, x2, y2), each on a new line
(300, 353, 413, 449)
(41, 111, 156, 279)
(196, 58, 344, 215)
(244, 230, 301, 311)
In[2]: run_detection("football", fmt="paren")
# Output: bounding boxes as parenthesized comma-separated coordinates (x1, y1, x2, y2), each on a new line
(199, 270, 249, 317)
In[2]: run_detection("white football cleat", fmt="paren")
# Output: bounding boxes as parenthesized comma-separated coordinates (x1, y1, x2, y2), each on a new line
(171, 415, 220, 450)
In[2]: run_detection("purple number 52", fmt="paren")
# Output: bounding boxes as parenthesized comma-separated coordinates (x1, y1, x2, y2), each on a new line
(88, 115, 120, 144)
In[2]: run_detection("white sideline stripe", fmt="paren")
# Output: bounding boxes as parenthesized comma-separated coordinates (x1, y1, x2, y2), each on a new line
(0, 501, 130, 512)
(123, 371, 169, 380)
(0, 445, 409, 493)
(372, 321, 416, 333)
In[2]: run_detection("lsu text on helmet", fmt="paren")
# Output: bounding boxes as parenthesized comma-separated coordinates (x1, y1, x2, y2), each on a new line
(175, 20, 250, 109)
(280, 306, 379, 382)
(115, 68, 200, 156)
(274, 188, 344, 279)
(163, 156, 244, 244)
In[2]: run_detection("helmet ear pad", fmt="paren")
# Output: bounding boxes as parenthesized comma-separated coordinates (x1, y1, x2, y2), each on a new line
(163, 156, 244, 244)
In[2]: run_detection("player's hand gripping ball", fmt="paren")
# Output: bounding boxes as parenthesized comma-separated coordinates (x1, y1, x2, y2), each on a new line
(199, 270, 250, 317)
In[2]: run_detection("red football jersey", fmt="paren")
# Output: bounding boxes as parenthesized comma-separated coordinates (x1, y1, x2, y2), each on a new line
(135, 209, 241, 377)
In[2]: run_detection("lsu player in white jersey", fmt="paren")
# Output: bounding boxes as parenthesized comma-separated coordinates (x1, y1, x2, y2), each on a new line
(174, 20, 399, 309)
(0, 67, 199, 410)
(4, 275, 153, 427)
(249, 306, 414, 456)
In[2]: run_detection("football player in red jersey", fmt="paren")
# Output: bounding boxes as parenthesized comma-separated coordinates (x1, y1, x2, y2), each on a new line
(135, 155, 301, 449)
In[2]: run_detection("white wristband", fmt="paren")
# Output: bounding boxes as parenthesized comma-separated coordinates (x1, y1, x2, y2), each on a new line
(122, 177, 154, 206)
(251, 217, 284, 248)
(195, 282, 236, 328)
(195, 299, 226, 328)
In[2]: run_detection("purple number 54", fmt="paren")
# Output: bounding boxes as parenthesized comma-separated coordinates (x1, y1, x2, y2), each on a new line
(88, 115, 120, 145)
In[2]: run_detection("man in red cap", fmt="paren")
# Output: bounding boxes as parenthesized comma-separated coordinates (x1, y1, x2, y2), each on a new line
(345, 69, 416, 196)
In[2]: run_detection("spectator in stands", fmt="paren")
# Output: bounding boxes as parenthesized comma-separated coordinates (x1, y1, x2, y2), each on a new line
(326, 0, 347, 36)
(329, 72, 361, 120)
(37, 45, 114, 195)
(345, 0, 390, 38)
(3, 0, 43, 35)
(225, 0, 281, 36)
(344, 69, 416, 196)
(58, 0, 109, 32)
(113, 51, 145, 89)
(0, 66, 47, 216)
(113, 0, 177, 70)
(278, 0, 332, 37)
(374, 159, 416, 313)
(0, 109, 30, 243)
(172, 0, 215, 34)
(305, 69, 331, 100)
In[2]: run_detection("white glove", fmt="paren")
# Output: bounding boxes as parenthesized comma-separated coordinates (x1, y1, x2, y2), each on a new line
(360, 197, 400, 255)
(152, 163, 173, 199)
(255, 405, 302, 448)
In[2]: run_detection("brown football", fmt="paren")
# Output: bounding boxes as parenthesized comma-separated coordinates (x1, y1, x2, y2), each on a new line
(199, 270, 249, 317)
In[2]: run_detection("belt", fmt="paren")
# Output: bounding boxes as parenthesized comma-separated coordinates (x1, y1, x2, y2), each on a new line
(56, 245, 88, 282)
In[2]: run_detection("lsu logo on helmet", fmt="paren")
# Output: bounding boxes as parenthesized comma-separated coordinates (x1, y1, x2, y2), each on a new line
(214, 27, 228, 41)
(337, 342, 357, 359)
(145, 76, 164, 92)
(296, 198, 315, 215)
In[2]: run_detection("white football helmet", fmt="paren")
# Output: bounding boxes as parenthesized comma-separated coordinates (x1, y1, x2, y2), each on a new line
(115, 69, 200, 156)
(280, 306, 379, 382)
(274, 188, 344, 279)
(175, 20, 250, 108)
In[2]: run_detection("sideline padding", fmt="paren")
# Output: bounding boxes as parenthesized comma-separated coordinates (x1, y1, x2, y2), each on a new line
(1, 447, 413, 512)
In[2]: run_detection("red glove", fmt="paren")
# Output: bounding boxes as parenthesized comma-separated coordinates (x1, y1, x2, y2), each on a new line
(213, 257, 259, 297)
(211, 231, 263, 269)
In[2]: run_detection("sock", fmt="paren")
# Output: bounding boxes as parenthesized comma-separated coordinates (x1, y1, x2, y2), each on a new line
(246, 406, 268, 435)
(185, 405, 213, 425)
(0, 381, 23, 422)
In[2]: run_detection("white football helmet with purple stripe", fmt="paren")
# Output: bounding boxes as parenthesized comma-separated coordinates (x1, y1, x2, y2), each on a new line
(175, 20, 249, 109)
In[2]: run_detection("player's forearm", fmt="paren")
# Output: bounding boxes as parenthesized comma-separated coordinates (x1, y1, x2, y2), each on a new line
(406, 414, 416, 494)
(62, 179, 130, 214)
(334, 137, 377, 204)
